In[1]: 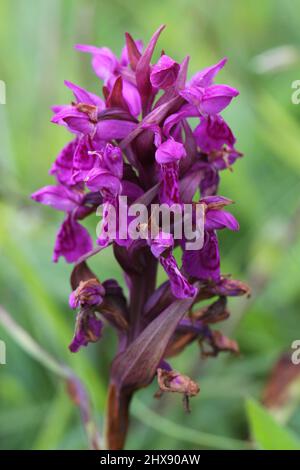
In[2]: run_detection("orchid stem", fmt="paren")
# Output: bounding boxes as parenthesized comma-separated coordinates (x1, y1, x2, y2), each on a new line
(105, 254, 158, 449)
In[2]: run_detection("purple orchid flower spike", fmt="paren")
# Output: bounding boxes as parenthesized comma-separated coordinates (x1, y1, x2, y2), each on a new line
(31, 26, 248, 450)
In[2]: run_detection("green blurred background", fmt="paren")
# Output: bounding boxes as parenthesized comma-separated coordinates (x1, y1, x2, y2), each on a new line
(1, 0, 300, 450)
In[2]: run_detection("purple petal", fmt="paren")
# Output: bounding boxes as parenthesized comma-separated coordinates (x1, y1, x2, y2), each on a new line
(69, 313, 103, 353)
(201, 84, 239, 115)
(183, 231, 220, 281)
(159, 162, 180, 204)
(163, 104, 198, 137)
(179, 86, 204, 108)
(205, 209, 239, 231)
(52, 104, 66, 113)
(31, 185, 82, 212)
(53, 215, 93, 263)
(124, 33, 143, 69)
(189, 57, 227, 88)
(95, 119, 137, 141)
(105, 76, 131, 113)
(155, 139, 186, 204)
(160, 253, 197, 299)
(64, 81, 105, 108)
(85, 168, 121, 195)
(155, 138, 186, 164)
(75, 44, 118, 82)
(122, 80, 141, 117)
(50, 139, 77, 186)
(199, 163, 220, 196)
(72, 138, 100, 184)
(194, 115, 236, 153)
(105, 72, 141, 117)
(52, 106, 94, 135)
(95, 200, 115, 248)
(149, 232, 174, 258)
(150, 54, 180, 89)
(99, 144, 123, 179)
(176, 56, 190, 90)
(136, 25, 166, 114)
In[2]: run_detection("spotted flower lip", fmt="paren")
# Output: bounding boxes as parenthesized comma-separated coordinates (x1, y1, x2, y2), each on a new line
(32, 26, 248, 448)
(194, 115, 236, 153)
(53, 214, 93, 263)
(154, 138, 187, 205)
(183, 231, 220, 281)
(155, 138, 186, 164)
(49, 139, 79, 186)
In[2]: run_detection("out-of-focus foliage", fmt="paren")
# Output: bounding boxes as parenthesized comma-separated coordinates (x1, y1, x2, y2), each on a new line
(246, 399, 300, 450)
(0, 0, 300, 450)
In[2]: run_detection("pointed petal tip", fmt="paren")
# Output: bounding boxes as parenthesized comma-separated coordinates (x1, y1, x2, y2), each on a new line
(64, 79, 72, 88)
(74, 44, 97, 54)
(74, 43, 86, 50)
(157, 24, 166, 32)
(74, 43, 84, 51)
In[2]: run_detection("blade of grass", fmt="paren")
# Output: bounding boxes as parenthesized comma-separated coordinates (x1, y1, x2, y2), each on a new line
(246, 398, 300, 450)
(132, 398, 252, 450)
(0, 305, 102, 450)
(33, 387, 74, 450)
(257, 93, 300, 175)
(0, 203, 106, 409)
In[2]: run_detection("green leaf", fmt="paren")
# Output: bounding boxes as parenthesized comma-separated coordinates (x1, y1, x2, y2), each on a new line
(111, 296, 195, 391)
(246, 398, 300, 450)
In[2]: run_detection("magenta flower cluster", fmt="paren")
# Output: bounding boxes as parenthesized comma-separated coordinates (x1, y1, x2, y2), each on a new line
(32, 26, 248, 446)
